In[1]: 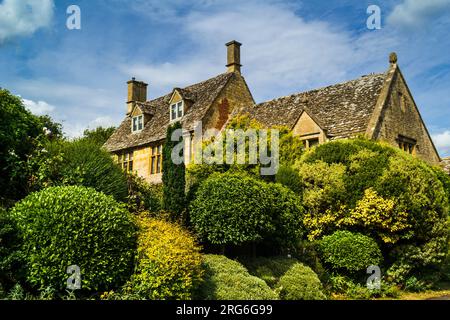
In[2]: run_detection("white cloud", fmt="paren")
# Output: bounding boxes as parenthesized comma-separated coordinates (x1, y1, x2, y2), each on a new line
(387, 0, 450, 29)
(0, 0, 54, 43)
(21, 97, 55, 115)
(432, 130, 450, 157)
(123, 2, 379, 102)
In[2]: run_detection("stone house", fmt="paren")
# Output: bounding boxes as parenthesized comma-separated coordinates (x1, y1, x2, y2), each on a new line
(442, 157, 450, 174)
(104, 41, 443, 183)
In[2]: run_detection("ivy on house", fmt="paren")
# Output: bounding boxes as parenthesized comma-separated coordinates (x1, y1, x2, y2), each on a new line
(162, 121, 186, 219)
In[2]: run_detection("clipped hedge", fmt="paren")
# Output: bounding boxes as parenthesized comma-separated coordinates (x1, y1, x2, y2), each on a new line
(319, 231, 382, 273)
(125, 216, 203, 300)
(190, 172, 303, 248)
(195, 255, 277, 300)
(9, 186, 136, 292)
(277, 263, 326, 300)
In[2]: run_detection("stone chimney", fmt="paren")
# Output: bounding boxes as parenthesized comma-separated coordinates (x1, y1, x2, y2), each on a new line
(127, 77, 148, 115)
(226, 40, 242, 74)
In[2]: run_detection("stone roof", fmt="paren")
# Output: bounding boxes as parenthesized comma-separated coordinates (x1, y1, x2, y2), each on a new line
(104, 72, 234, 152)
(242, 72, 387, 139)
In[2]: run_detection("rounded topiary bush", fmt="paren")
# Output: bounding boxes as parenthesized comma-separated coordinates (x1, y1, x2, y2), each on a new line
(125, 216, 203, 300)
(319, 231, 382, 273)
(9, 186, 136, 292)
(277, 263, 326, 300)
(195, 255, 277, 300)
(190, 172, 303, 247)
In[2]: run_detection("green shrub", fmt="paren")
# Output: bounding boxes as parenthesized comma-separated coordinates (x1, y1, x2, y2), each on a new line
(123, 216, 203, 300)
(29, 139, 128, 202)
(277, 263, 326, 300)
(127, 173, 162, 213)
(190, 172, 303, 248)
(162, 121, 186, 217)
(275, 165, 302, 195)
(240, 256, 297, 288)
(0, 89, 43, 202)
(296, 138, 449, 279)
(0, 208, 25, 290)
(319, 231, 382, 273)
(9, 186, 136, 292)
(195, 255, 277, 300)
(327, 274, 400, 299)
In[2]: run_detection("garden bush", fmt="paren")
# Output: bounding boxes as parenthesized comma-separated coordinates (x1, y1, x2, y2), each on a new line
(295, 138, 449, 280)
(124, 216, 203, 300)
(195, 255, 277, 300)
(277, 263, 327, 300)
(319, 231, 382, 273)
(275, 165, 303, 195)
(240, 256, 297, 288)
(0, 208, 25, 291)
(189, 172, 303, 248)
(29, 139, 128, 202)
(127, 173, 162, 213)
(9, 186, 136, 292)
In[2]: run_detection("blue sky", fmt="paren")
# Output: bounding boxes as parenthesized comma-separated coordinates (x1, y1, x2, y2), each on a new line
(1, 0, 450, 156)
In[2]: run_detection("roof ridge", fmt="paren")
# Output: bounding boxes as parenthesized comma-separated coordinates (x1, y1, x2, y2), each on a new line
(256, 72, 387, 106)
(143, 72, 231, 104)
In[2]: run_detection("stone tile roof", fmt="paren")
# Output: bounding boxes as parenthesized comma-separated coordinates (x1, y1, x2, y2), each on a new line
(104, 72, 234, 152)
(242, 73, 387, 139)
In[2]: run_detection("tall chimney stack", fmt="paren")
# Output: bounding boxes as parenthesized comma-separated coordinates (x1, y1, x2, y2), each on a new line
(226, 40, 242, 74)
(127, 77, 148, 115)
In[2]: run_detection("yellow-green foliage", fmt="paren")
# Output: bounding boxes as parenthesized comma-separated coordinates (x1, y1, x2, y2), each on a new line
(295, 138, 449, 282)
(128, 216, 203, 300)
(186, 115, 303, 188)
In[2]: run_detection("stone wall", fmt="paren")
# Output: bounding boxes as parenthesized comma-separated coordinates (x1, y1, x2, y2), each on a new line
(372, 72, 441, 164)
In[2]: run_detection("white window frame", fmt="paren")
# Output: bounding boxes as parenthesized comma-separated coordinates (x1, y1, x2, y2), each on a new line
(170, 101, 184, 121)
(132, 115, 144, 133)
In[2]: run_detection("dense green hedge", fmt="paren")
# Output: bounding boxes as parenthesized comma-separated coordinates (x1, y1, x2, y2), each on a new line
(0, 208, 24, 291)
(195, 255, 277, 300)
(189, 172, 303, 248)
(295, 138, 449, 282)
(319, 231, 382, 273)
(9, 186, 136, 292)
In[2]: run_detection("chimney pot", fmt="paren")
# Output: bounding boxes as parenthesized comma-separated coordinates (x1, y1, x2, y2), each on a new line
(226, 40, 242, 74)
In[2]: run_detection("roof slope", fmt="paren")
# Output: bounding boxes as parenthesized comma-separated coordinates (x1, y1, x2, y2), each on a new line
(243, 72, 387, 139)
(104, 72, 234, 152)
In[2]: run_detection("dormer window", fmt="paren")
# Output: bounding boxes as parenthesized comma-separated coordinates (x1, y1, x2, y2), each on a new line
(170, 101, 184, 121)
(132, 115, 144, 132)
